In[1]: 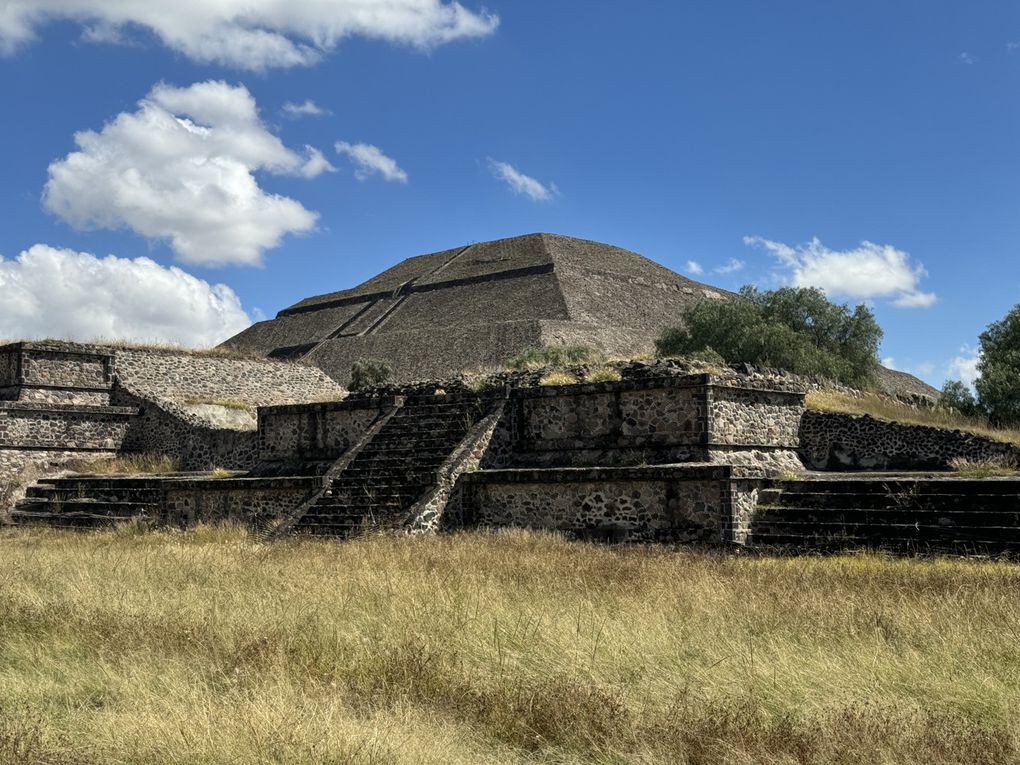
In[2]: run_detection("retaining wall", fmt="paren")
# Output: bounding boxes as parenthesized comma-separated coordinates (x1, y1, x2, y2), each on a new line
(799, 411, 1018, 471)
(457, 465, 760, 543)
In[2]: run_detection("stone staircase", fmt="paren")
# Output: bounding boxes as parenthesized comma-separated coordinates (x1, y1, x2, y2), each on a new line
(748, 476, 1020, 554)
(292, 395, 484, 536)
(9, 475, 167, 529)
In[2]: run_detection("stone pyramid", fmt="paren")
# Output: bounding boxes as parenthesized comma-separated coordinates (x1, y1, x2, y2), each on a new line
(220, 233, 734, 384)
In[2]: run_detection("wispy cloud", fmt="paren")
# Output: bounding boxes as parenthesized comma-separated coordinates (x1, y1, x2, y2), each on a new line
(959, 52, 975, 65)
(282, 99, 331, 118)
(487, 159, 558, 202)
(685, 260, 704, 275)
(335, 141, 408, 183)
(0, 0, 499, 70)
(744, 235, 936, 308)
(715, 258, 745, 275)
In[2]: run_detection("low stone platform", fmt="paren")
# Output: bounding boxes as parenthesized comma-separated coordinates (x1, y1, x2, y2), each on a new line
(455, 464, 765, 543)
(10, 474, 323, 530)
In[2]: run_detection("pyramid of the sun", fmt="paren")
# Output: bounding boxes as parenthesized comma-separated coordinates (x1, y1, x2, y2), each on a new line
(221, 233, 733, 384)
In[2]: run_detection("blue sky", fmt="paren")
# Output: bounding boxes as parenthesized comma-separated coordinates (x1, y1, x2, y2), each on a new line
(1, 1, 1019, 387)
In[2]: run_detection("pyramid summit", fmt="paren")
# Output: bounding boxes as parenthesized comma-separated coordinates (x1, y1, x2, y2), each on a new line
(221, 233, 734, 384)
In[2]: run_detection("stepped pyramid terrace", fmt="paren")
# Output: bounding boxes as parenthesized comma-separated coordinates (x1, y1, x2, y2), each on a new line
(2, 234, 1018, 555)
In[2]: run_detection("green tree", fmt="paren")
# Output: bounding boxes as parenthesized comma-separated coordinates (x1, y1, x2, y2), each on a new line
(975, 304, 1020, 423)
(939, 380, 979, 417)
(655, 286, 882, 387)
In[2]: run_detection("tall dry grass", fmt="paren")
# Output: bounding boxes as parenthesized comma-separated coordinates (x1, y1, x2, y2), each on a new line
(0, 526, 1018, 763)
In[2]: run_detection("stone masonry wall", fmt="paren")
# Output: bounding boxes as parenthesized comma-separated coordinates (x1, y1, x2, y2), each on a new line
(257, 398, 386, 464)
(0, 343, 114, 403)
(0, 403, 134, 450)
(460, 466, 735, 542)
(162, 477, 322, 528)
(709, 387, 802, 447)
(111, 349, 346, 472)
(799, 410, 1019, 471)
(507, 375, 805, 472)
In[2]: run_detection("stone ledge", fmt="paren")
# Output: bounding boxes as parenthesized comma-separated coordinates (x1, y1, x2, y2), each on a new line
(461, 464, 736, 483)
(0, 402, 138, 416)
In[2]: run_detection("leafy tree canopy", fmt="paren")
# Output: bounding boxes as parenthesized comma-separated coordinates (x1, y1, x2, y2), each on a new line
(975, 305, 1020, 424)
(655, 286, 882, 387)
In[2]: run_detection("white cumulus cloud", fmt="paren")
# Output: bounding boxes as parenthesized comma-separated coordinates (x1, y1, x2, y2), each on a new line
(488, 159, 557, 202)
(282, 99, 331, 118)
(0, 0, 499, 70)
(335, 141, 408, 183)
(44, 80, 327, 267)
(948, 348, 980, 387)
(0, 245, 251, 347)
(744, 235, 936, 308)
(685, 260, 704, 275)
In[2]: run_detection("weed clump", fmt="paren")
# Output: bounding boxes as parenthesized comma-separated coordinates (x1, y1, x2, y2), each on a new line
(509, 345, 602, 371)
(539, 370, 578, 386)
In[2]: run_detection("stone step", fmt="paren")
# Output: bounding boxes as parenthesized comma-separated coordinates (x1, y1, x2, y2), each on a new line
(747, 520, 1020, 544)
(746, 532, 1019, 552)
(755, 507, 1020, 526)
(767, 491, 1020, 510)
(777, 479, 1020, 495)
(25, 484, 164, 503)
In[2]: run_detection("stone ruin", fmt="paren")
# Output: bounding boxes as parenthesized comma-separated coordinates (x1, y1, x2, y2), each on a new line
(3, 234, 1018, 554)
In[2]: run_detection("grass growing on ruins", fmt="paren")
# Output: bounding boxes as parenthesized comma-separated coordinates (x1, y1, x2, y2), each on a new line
(1, 526, 1019, 764)
(68, 453, 180, 475)
(538, 370, 578, 386)
(949, 456, 1018, 478)
(806, 389, 1020, 445)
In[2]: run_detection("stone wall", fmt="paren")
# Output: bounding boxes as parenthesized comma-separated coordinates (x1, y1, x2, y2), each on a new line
(505, 375, 804, 472)
(110, 349, 346, 472)
(162, 477, 322, 528)
(458, 465, 758, 543)
(0, 342, 114, 404)
(257, 397, 391, 465)
(799, 411, 1018, 471)
(0, 402, 135, 450)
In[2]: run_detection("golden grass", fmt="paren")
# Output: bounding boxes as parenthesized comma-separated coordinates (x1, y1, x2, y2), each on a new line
(584, 365, 623, 383)
(949, 456, 1018, 479)
(538, 371, 578, 386)
(67, 453, 180, 475)
(0, 526, 1018, 763)
(806, 389, 1020, 445)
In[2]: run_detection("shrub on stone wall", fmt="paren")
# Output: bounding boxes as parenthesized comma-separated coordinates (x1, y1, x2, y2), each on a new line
(349, 358, 393, 391)
(656, 286, 882, 388)
(509, 346, 602, 371)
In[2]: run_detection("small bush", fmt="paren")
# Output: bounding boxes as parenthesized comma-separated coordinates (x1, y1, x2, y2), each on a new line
(349, 358, 392, 391)
(509, 346, 602, 371)
(949, 456, 1017, 478)
(539, 371, 578, 386)
(584, 365, 622, 383)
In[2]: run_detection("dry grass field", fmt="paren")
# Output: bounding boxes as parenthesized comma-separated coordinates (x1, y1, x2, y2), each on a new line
(1, 525, 1019, 764)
